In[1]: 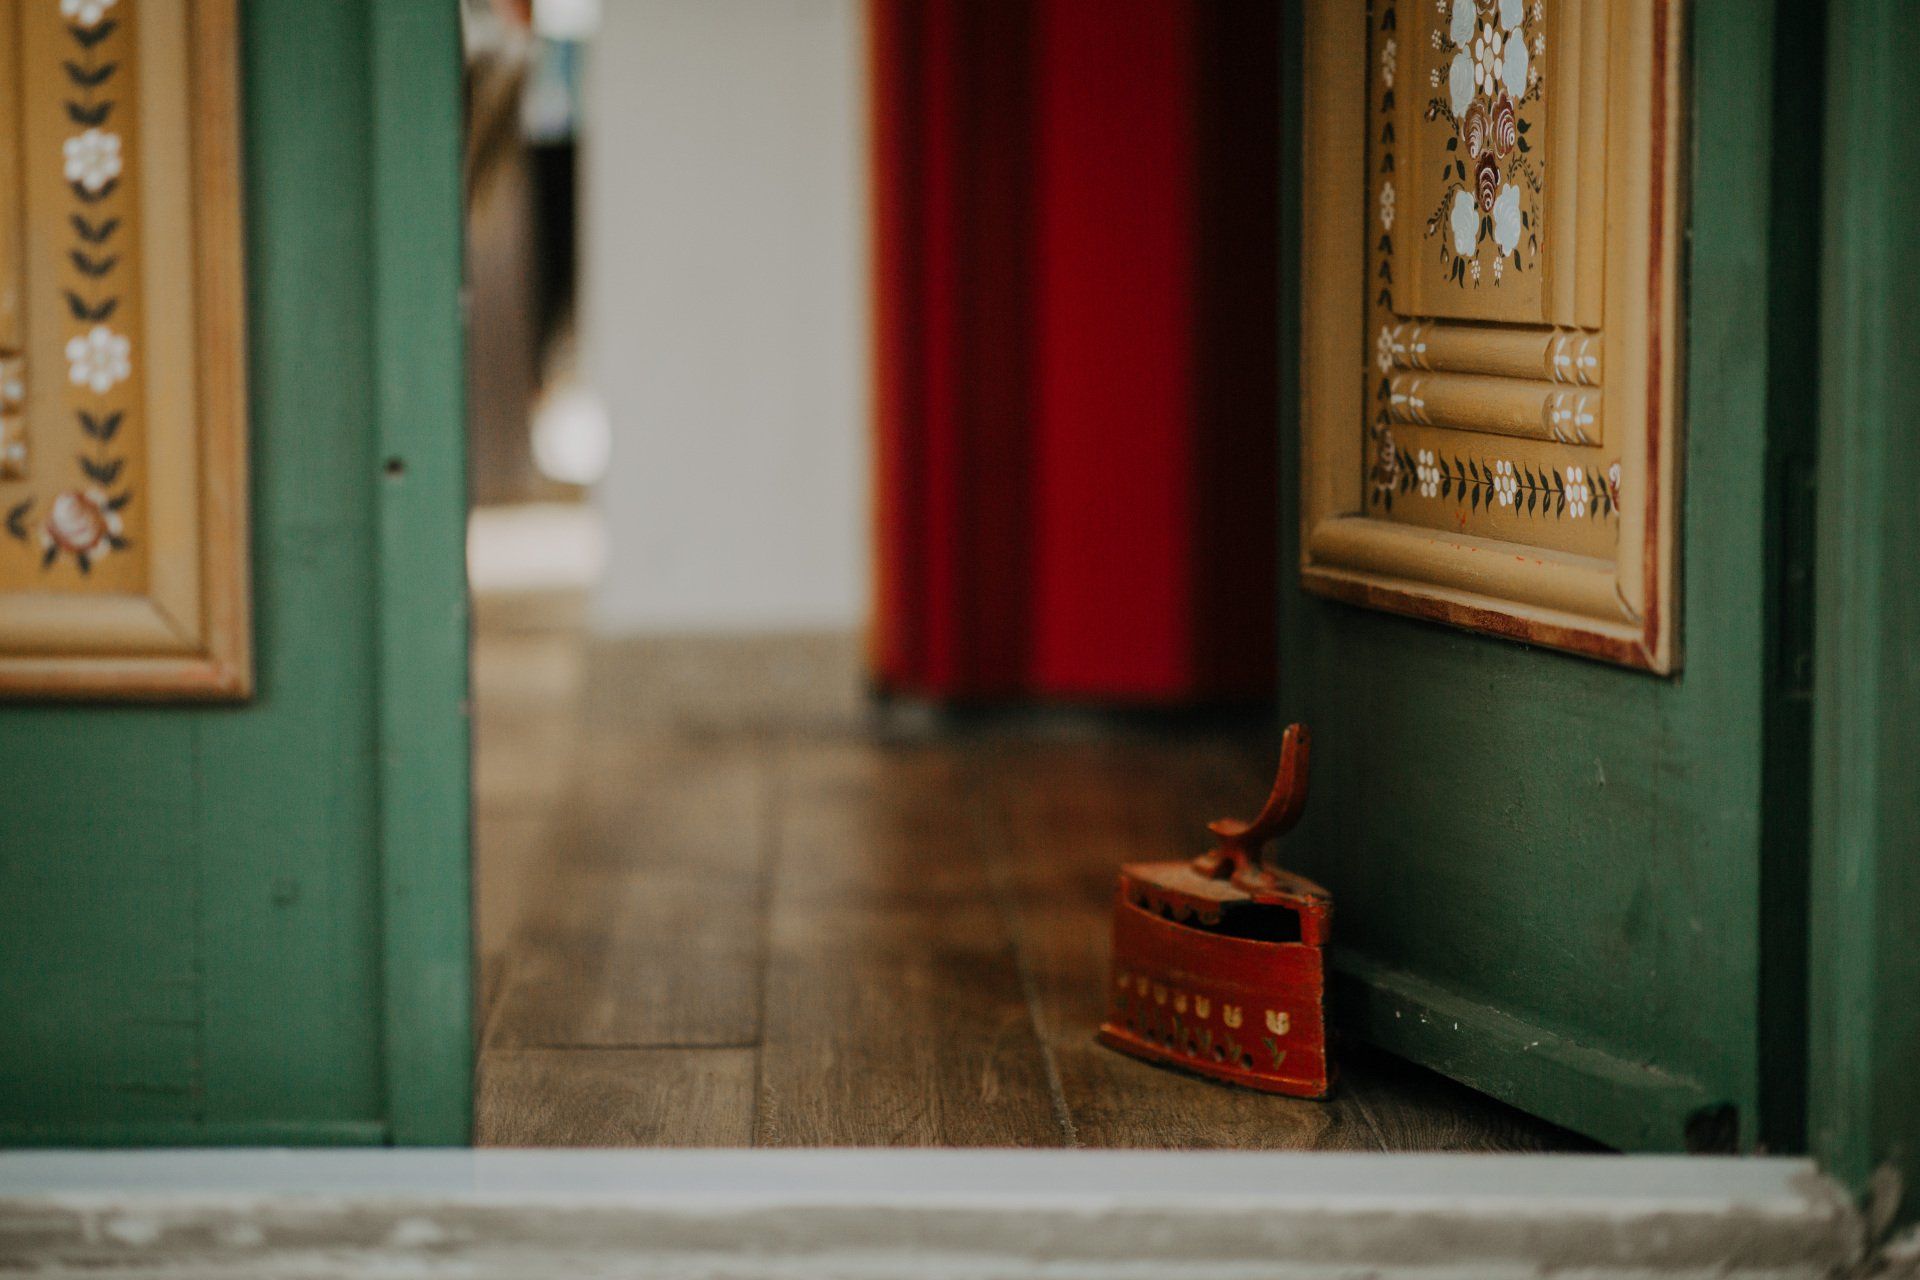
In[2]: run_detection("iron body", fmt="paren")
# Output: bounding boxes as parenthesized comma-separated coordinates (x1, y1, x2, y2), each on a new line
(1097, 724, 1333, 1097)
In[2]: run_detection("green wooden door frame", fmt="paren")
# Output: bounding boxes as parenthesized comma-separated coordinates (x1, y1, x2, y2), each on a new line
(1275, 0, 1913, 1182)
(0, 0, 470, 1147)
(1808, 0, 1920, 1238)
(366, 0, 474, 1148)
(1276, 0, 1809, 1155)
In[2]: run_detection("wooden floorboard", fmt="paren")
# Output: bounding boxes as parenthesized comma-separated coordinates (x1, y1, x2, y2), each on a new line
(472, 620, 1599, 1151)
(477, 1048, 756, 1146)
(976, 737, 1383, 1150)
(753, 743, 1065, 1147)
(485, 738, 772, 1049)
(1337, 1042, 1606, 1153)
(473, 810, 556, 1024)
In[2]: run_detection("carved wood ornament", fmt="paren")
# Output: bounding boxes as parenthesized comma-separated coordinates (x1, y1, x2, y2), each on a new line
(0, 0, 248, 698)
(1300, 0, 1683, 671)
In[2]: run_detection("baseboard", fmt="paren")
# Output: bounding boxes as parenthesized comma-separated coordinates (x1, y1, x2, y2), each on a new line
(1333, 952, 1732, 1153)
(0, 1120, 388, 1148)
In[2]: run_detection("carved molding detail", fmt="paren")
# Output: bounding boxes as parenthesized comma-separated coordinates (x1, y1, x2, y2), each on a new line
(1386, 371, 1601, 445)
(1385, 321, 1602, 385)
(1300, 0, 1684, 672)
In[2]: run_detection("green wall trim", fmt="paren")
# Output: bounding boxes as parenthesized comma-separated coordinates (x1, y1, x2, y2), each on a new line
(1276, 0, 1791, 1152)
(1753, 0, 1827, 1158)
(0, 0, 470, 1147)
(1809, 0, 1920, 1235)
(0, 1121, 391, 1148)
(1333, 958, 1717, 1153)
(369, 0, 474, 1149)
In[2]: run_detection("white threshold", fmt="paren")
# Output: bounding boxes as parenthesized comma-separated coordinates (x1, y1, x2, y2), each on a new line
(0, 1149, 1864, 1279)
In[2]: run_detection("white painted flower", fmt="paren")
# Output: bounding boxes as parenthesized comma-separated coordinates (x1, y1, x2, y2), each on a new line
(1376, 326, 1395, 374)
(1266, 1010, 1291, 1036)
(1534, 31, 1546, 58)
(1470, 257, 1482, 283)
(1449, 188, 1479, 256)
(1565, 466, 1590, 518)
(1492, 183, 1523, 256)
(1492, 254, 1504, 282)
(1223, 1005, 1243, 1029)
(1449, 0, 1477, 47)
(41, 486, 122, 562)
(1381, 36, 1396, 88)
(1379, 180, 1396, 231)
(1502, 26, 1530, 96)
(1194, 997, 1211, 1019)
(62, 128, 121, 193)
(1430, 65, 1441, 89)
(60, 0, 116, 28)
(1416, 449, 1439, 498)
(1499, 0, 1525, 28)
(65, 324, 130, 394)
(1448, 50, 1475, 115)
(1431, 28, 1443, 51)
(1474, 23, 1504, 97)
(1607, 461, 1622, 508)
(1492, 459, 1517, 506)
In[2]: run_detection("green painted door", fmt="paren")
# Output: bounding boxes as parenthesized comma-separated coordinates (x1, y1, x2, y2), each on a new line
(1277, 0, 1818, 1153)
(0, 0, 470, 1146)
(1809, 0, 1920, 1234)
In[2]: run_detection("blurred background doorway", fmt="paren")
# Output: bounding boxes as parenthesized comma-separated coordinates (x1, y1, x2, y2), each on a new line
(458, 0, 1574, 1150)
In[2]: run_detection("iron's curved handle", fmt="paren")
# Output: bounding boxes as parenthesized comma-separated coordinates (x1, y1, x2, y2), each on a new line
(1194, 724, 1311, 885)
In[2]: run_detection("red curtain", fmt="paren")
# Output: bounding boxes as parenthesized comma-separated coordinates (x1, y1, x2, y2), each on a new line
(871, 0, 1278, 703)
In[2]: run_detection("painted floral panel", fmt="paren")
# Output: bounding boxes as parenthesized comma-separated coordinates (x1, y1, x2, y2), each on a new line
(1423, 0, 1543, 290)
(0, 0, 146, 593)
(1365, 0, 1615, 562)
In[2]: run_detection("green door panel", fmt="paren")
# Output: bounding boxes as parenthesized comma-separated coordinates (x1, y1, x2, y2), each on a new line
(0, 0, 469, 1146)
(0, 716, 202, 1136)
(1277, 0, 1807, 1152)
(1809, 0, 1920, 1234)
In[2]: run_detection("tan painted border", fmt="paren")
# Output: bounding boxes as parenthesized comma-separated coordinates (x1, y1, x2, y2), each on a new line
(1299, 0, 1682, 673)
(0, 0, 249, 699)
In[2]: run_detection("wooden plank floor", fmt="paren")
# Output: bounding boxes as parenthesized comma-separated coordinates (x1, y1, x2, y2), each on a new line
(474, 632, 1599, 1152)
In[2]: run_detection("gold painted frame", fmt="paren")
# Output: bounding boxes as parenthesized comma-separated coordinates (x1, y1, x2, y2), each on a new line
(0, 0, 249, 698)
(1298, 0, 1683, 671)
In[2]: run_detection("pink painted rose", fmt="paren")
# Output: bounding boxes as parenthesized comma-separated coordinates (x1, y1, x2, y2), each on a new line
(1475, 152, 1500, 213)
(1492, 94, 1518, 155)
(42, 486, 121, 561)
(1460, 100, 1490, 157)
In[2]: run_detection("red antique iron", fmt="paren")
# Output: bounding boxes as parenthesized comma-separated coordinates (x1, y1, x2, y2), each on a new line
(1097, 723, 1333, 1097)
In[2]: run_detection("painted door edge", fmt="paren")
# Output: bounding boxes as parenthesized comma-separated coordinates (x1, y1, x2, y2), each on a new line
(367, 0, 473, 1146)
(1808, 0, 1920, 1239)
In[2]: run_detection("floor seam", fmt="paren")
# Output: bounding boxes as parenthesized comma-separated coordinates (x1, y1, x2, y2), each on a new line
(971, 778, 1081, 1150)
(485, 1042, 764, 1053)
(746, 737, 781, 1148)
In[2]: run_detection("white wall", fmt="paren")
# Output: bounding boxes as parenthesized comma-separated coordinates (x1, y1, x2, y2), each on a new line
(582, 0, 869, 632)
